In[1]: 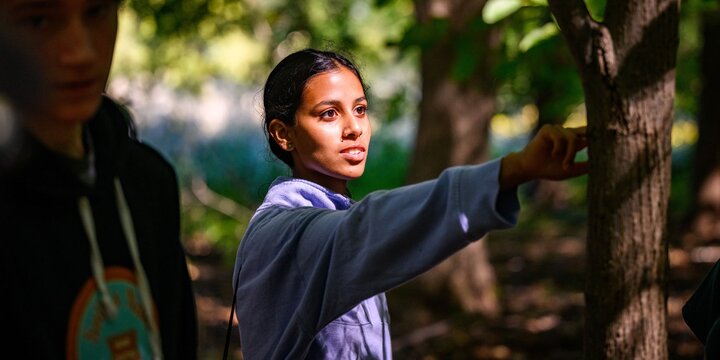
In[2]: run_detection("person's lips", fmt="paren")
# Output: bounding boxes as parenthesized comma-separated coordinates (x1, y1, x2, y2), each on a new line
(54, 79, 99, 98)
(340, 145, 366, 163)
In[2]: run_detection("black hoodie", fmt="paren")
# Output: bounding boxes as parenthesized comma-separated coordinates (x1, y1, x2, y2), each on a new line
(683, 259, 720, 359)
(0, 97, 197, 359)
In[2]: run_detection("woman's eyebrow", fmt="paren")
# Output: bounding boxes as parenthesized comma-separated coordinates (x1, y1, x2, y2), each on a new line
(312, 97, 367, 110)
(313, 100, 342, 109)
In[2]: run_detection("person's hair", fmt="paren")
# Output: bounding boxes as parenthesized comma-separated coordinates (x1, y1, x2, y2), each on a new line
(263, 48, 365, 167)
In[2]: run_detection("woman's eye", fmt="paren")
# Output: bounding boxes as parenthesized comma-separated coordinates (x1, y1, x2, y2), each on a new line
(86, 3, 112, 19)
(354, 106, 367, 116)
(20, 15, 49, 30)
(320, 109, 338, 119)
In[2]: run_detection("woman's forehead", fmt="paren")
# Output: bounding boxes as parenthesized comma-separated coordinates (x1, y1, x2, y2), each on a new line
(303, 68, 365, 102)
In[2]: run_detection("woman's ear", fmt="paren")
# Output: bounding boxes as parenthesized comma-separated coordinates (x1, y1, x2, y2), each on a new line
(268, 119, 295, 151)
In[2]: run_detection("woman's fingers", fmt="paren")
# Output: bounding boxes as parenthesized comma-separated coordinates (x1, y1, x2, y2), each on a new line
(521, 125, 589, 181)
(567, 160, 590, 177)
(557, 126, 588, 171)
(570, 126, 587, 137)
(561, 127, 576, 170)
(546, 125, 566, 159)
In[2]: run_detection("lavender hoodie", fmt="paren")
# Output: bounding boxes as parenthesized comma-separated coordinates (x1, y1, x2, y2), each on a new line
(233, 159, 520, 359)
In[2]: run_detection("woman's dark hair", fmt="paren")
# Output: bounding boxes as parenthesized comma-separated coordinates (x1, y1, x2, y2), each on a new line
(263, 48, 365, 167)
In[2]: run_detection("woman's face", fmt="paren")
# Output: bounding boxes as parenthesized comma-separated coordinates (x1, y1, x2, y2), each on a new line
(288, 66, 372, 194)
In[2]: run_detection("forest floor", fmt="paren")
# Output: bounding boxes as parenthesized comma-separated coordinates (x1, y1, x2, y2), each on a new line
(189, 206, 715, 360)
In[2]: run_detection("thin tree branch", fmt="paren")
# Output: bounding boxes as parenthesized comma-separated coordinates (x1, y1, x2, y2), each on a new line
(392, 320, 450, 352)
(189, 177, 253, 220)
(547, 0, 597, 69)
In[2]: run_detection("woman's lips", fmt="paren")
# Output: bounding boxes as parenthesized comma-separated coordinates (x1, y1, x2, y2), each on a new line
(340, 146, 366, 163)
(55, 79, 98, 98)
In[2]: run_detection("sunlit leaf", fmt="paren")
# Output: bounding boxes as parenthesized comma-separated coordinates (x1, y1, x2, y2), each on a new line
(518, 22, 559, 52)
(483, 0, 523, 24)
(585, 0, 606, 22)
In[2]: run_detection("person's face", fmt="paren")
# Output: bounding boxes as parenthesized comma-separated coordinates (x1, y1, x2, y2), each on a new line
(0, 0, 118, 125)
(284, 66, 372, 194)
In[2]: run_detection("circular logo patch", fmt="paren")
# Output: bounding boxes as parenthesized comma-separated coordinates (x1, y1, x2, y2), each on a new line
(67, 267, 157, 360)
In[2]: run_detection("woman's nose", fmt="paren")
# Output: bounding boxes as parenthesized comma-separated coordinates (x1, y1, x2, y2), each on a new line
(58, 20, 96, 66)
(342, 116, 363, 140)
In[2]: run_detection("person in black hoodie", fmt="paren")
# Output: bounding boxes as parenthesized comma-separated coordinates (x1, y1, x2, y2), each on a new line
(0, 1, 198, 359)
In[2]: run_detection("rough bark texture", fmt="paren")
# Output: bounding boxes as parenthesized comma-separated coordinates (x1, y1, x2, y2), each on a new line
(691, 9, 720, 241)
(548, 0, 679, 359)
(405, 0, 502, 316)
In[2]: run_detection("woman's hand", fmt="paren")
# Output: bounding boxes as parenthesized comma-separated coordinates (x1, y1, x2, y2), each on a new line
(500, 125, 589, 190)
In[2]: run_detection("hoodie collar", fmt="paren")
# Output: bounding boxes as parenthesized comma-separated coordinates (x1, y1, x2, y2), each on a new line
(1, 96, 133, 199)
(256, 176, 354, 213)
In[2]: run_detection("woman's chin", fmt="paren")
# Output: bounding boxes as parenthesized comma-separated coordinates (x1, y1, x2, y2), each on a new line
(48, 96, 102, 125)
(343, 167, 366, 180)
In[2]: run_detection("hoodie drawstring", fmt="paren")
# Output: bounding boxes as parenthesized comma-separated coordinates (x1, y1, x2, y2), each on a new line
(77, 178, 164, 360)
(78, 197, 119, 319)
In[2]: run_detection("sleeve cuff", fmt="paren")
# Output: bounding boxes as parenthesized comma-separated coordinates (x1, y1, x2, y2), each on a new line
(456, 158, 520, 240)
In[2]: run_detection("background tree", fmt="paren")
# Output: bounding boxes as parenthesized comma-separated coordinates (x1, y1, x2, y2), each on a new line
(548, 0, 679, 358)
(691, 2, 720, 242)
(402, 0, 504, 317)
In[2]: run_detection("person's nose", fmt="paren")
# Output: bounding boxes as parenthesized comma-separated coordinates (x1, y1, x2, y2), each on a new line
(58, 19, 95, 67)
(342, 114, 363, 141)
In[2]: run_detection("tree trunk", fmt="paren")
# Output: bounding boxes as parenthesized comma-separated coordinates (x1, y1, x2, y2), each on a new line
(405, 0, 502, 317)
(691, 9, 720, 242)
(548, 0, 679, 359)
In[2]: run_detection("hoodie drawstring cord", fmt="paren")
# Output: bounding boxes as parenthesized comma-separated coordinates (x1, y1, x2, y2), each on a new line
(113, 178, 163, 360)
(77, 178, 164, 360)
(78, 197, 119, 319)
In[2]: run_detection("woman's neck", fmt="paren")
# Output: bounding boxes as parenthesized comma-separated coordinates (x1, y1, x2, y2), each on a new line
(24, 120, 85, 159)
(292, 169, 349, 196)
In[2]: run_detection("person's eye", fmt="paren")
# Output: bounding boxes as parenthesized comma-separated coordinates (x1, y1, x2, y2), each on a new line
(86, 3, 112, 19)
(354, 105, 367, 116)
(19, 14, 50, 30)
(320, 109, 338, 119)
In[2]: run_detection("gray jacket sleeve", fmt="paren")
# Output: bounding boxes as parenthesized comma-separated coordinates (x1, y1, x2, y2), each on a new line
(245, 159, 519, 332)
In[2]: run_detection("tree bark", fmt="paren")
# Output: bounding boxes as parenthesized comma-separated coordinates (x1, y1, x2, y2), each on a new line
(405, 0, 502, 317)
(691, 9, 720, 242)
(548, 0, 679, 359)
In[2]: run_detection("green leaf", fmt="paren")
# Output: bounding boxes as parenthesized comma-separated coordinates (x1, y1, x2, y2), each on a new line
(399, 19, 449, 49)
(585, 0, 606, 22)
(483, 0, 524, 24)
(451, 38, 479, 81)
(518, 22, 559, 52)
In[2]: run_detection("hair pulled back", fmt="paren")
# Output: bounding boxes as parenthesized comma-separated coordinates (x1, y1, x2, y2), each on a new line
(263, 48, 365, 167)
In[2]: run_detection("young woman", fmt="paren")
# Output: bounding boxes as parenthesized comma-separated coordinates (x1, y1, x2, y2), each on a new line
(232, 49, 588, 359)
